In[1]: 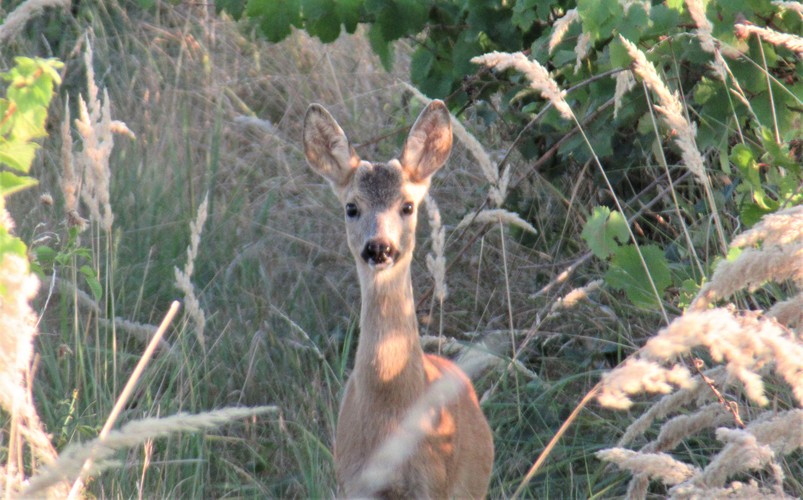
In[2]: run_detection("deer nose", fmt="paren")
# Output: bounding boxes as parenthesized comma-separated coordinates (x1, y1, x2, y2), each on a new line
(362, 240, 395, 264)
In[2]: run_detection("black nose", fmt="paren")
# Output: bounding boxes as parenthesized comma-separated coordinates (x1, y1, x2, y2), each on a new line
(362, 240, 394, 264)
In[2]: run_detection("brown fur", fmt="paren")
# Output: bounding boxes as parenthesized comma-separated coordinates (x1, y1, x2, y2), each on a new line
(303, 101, 494, 499)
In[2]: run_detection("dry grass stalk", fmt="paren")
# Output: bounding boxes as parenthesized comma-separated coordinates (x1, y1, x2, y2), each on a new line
(75, 41, 117, 233)
(613, 71, 636, 119)
(685, 0, 730, 81)
(574, 32, 592, 73)
(686, 0, 716, 52)
(596, 448, 699, 485)
(597, 358, 694, 410)
(550, 279, 602, 314)
(766, 292, 802, 331)
(619, 35, 728, 251)
(0, 0, 70, 43)
(693, 205, 803, 310)
(618, 36, 706, 184)
(0, 206, 61, 496)
(548, 9, 579, 54)
(617, 366, 728, 447)
(646, 403, 732, 453)
(174, 194, 209, 349)
(59, 97, 88, 231)
(456, 208, 537, 235)
(424, 194, 447, 303)
(22, 406, 278, 497)
(471, 51, 573, 121)
(735, 23, 803, 54)
(598, 205, 803, 497)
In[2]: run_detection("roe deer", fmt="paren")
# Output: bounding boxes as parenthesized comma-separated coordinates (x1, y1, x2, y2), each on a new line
(303, 100, 494, 498)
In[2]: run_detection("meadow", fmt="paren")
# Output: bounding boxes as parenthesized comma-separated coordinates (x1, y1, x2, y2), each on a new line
(1, 0, 801, 498)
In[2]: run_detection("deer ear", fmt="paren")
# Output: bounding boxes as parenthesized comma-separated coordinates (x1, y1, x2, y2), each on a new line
(303, 104, 360, 188)
(399, 100, 453, 183)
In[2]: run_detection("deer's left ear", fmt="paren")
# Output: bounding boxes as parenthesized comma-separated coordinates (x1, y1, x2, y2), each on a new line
(399, 100, 452, 183)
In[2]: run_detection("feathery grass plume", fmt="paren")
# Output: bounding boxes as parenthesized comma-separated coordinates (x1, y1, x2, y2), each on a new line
(174, 193, 209, 349)
(619, 35, 728, 251)
(597, 358, 694, 410)
(618, 36, 706, 184)
(729, 205, 803, 248)
(693, 205, 803, 310)
(574, 32, 592, 73)
(0, 0, 70, 43)
(773, 0, 803, 18)
(456, 208, 537, 235)
(22, 406, 278, 497)
(695, 245, 803, 306)
(60, 97, 87, 231)
(686, 0, 730, 81)
(75, 41, 116, 233)
(613, 71, 636, 119)
(472, 51, 573, 121)
(735, 23, 803, 55)
(618, 366, 728, 447)
(595, 448, 699, 485)
(602, 308, 803, 407)
(548, 8, 579, 54)
(424, 194, 447, 303)
(767, 292, 802, 331)
(646, 403, 732, 453)
(0, 208, 60, 495)
(676, 410, 803, 492)
(686, 0, 716, 52)
(550, 279, 602, 314)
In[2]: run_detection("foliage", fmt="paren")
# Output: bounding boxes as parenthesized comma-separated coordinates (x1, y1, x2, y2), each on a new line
(583, 206, 671, 308)
(0, 57, 62, 262)
(0, 57, 62, 194)
(224, 0, 801, 310)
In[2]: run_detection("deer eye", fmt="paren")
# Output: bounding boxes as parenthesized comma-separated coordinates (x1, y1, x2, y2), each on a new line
(345, 203, 360, 218)
(401, 202, 414, 216)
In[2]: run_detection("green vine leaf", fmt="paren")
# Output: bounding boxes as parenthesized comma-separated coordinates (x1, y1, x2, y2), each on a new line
(605, 244, 671, 309)
(582, 206, 629, 259)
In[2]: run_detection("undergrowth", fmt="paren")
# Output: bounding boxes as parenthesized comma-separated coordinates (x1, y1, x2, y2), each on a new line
(0, 0, 801, 498)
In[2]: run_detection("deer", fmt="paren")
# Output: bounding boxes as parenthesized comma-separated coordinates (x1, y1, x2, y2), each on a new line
(302, 100, 494, 499)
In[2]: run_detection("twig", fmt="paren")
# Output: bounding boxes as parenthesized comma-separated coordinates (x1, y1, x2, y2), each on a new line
(66, 301, 180, 499)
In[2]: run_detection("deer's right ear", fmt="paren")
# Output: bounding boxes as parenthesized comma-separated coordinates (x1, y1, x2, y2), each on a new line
(303, 104, 360, 188)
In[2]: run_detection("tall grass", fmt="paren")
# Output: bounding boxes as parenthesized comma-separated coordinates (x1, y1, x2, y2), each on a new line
(0, 0, 800, 498)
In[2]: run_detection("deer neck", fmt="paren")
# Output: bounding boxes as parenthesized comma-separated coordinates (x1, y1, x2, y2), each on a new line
(354, 259, 425, 399)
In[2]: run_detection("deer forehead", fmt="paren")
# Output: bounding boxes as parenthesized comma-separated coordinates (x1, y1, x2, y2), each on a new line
(346, 160, 428, 208)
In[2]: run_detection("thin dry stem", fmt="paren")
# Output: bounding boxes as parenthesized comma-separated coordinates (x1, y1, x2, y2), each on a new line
(174, 194, 209, 349)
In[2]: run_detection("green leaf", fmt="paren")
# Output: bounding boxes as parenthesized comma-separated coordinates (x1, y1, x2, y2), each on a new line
(512, 0, 538, 31)
(335, 0, 363, 33)
(34, 245, 57, 267)
(0, 138, 39, 173)
(80, 265, 103, 302)
(605, 244, 671, 309)
(303, 0, 342, 42)
(0, 227, 27, 258)
(368, 23, 394, 70)
(247, 0, 302, 43)
(581, 206, 629, 259)
(578, 0, 623, 41)
(618, 2, 647, 42)
(0, 171, 38, 196)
